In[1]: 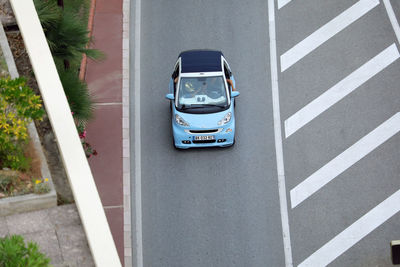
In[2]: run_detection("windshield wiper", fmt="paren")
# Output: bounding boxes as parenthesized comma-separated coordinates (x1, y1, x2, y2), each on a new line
(180, 104, 227, 110)
(180, 105, 204, 110)
(203, 104, 227, 108)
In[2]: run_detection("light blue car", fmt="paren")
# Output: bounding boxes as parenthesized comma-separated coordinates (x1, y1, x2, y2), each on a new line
(165, 50, 239, 149)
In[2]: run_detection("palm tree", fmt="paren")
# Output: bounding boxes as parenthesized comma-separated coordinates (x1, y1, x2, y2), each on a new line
(33, 0, 101, 127)
(59, 69, 94, 125)
(34, 0, 103, 70)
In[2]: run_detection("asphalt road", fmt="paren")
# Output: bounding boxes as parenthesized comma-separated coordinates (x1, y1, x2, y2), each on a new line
(130, 0, 285, 266)
(130, 0, 400, 266)
(276, 0, 400, 266)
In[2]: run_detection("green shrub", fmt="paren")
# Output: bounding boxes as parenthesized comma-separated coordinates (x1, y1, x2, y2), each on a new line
(0, 235, 51, 267)
(0, 77, 44, 170)
(2, 145, 31, 172)
(59, 69, 93, 125)
(0, 172, 16, 193)
(0, 142, 30, 171)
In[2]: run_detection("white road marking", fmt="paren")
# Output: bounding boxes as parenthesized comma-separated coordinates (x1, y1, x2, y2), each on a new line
(383, 0, 400, 44)
(267, 0, 293, 266)
(298, 188, 400, 267)
(278, 0, 292, 9)
(134, 0, 143, 266)
(290, 112, 400, 208)
(285, 44, 400, 138)
(280, 0, 379, 72)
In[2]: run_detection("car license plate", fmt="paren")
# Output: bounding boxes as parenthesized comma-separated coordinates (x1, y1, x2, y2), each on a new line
(194, 135, 215, 141)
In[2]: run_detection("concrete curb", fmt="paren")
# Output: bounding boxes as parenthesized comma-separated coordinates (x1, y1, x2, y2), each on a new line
(0, 183, 56, 216)
(122, 0, 132, 263)
(0, 19, 57, 217)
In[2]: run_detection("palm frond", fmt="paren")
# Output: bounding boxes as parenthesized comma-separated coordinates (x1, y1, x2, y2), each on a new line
(33, 0, 61, 31)
(59, 69, 94, 125)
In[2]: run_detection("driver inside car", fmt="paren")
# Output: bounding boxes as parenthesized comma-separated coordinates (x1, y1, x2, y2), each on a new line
(182, 80, 198, 98)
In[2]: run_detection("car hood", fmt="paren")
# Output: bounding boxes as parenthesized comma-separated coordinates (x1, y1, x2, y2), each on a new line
(175, 107, 232, 129)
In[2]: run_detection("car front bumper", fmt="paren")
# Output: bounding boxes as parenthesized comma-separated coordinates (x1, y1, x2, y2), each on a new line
(172, 120, 235, 149)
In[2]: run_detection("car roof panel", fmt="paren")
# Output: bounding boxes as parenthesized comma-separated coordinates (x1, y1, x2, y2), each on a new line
(179, 50, 223, 73)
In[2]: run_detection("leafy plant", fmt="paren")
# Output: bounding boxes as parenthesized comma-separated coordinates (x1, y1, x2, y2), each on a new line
(0, 235, 51, 267)
(0, 50, 9, 78)
(81, 139, 97, 158)
(0, 77, 44, 170)
(1, 144, 30, 172)
(4, 146, 32, 172)
(77, 123, 97, 158)
(59, 69, 94, 125)
(0, 172, 16, 193)
(33, 178, 50, 194)
(0, 170, 51, 198)
(33, 0, 61, 33)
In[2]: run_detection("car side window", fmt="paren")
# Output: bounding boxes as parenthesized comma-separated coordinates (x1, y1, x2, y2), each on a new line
(172, 62, 180, 94)
(224, 62, 232, 92)
(172, 64, 179, 79)
(223, 63, 230, 80)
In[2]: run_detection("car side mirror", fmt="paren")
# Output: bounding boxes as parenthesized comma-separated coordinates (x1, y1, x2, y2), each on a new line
(231, 91, 240, 98)
(165, 93, 175, 100)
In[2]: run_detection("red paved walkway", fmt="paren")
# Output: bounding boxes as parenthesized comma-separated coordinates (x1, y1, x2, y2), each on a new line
(84, 0, 124, 264)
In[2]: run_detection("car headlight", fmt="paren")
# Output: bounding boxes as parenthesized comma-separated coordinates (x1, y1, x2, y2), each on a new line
(175, 114, 189, 126)
(218, 112, 232, 125)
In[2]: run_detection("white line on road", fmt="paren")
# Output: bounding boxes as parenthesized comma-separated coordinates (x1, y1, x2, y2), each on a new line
(285, 44, 400, 138)
(278, 0, 292, 9)
(383, 0, 400, 45)
(267, 0, 293, 266)
(298, 188, 400, 267)
(290, 112, 400, 208)
(134, 0, 143, 266)
(280, 0, 379, 72)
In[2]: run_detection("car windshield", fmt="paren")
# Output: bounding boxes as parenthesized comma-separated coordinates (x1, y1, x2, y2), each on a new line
(177, 76, 228, 113)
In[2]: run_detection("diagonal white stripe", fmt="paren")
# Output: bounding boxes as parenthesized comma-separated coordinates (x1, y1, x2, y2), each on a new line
(383, 0, 400, 45)
(280, 0, 380, 72)
(278, 0, 292, 9)
(285, 44, 400, 138)
(291, 112, 400, 208)
(298, 188, 400, 267)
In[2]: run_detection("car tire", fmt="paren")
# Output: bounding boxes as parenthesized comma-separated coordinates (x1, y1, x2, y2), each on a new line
(172, 137, 178, 150)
